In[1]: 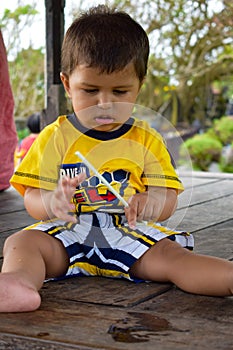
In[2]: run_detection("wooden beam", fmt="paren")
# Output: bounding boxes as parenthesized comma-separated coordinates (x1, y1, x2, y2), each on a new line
(43, 0, 66, 127)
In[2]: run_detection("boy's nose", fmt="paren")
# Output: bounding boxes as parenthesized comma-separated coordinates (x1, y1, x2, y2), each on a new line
(97, 93, 113, 108)
(98, 102, 112, 110)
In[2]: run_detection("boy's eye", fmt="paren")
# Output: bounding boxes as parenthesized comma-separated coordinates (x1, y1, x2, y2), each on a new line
(84, 89, 98, 94)
(113, 90, 127, 94)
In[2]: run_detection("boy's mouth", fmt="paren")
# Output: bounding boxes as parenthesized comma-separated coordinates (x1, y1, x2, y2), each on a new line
(94, 116, 115, 125)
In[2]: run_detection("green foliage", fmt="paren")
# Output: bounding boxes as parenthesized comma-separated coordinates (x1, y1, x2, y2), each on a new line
(9, 47, 44, 117)
(0, 5, 38, 30)
(110, 0, 233, 124)
(1, 5, 37, 24)
(1, 0, 233, 124)
(219, 143, 233, 173)
(0, 4, 38, 57)
(181, 116, 233, 172)
(220, 161, 233, 173)
(17, 127, 30, 141)
(207, 116, 233, 145)
(0, 3, 44, 117)
(180, 134, 222, 171)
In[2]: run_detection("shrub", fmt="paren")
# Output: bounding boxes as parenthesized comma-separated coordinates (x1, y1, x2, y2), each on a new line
(180, 134, 222, 171)
(207, 116, 233, 145)
(220, 143, 233, 173)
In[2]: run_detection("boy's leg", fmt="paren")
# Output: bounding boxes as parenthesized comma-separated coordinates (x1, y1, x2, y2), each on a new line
(129, 238, 233, 296)
(0, 229, 69, 312)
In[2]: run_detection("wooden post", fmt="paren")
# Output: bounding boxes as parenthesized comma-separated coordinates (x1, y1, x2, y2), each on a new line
(43, 0, 66, 127)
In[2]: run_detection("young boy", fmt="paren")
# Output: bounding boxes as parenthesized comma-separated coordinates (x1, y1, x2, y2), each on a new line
(1, 5, 233, 313)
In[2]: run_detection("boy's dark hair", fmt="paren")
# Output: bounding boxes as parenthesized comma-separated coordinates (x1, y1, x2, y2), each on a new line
(61, 5, 149, 83)
(27, 112, 41, 134)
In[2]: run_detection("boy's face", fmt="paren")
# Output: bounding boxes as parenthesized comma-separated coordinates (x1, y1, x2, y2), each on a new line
(60, 62, 142, 131)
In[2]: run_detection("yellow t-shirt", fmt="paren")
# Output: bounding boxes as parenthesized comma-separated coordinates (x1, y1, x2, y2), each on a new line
(10, 115, 183, 213)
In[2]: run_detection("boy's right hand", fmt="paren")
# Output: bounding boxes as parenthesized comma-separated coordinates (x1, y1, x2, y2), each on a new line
(49, 173, 86, 223)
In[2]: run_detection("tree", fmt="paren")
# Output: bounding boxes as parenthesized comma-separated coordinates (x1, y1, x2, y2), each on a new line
(110, 0, 233, 125)
(1, 1, 233, 125)
(8, 47, 44, 117)
(0, 3, 44, 118)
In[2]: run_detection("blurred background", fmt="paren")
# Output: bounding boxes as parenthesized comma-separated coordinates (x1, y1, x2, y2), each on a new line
(1, 0, 233, 172)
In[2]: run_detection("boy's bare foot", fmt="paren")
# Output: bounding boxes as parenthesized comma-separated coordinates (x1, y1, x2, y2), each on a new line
(0, 272, 41, 312)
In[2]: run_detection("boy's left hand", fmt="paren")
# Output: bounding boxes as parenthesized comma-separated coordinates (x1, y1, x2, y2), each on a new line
(124, 188, 177, 229)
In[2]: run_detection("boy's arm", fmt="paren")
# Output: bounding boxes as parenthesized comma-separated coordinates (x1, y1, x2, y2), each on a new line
(24, 187, 54, 221)
(125, 186, 178, 229)
(24, 173, 86, 223)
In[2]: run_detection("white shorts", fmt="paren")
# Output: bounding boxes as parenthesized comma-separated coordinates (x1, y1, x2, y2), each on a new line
(25, 212, 194, 281)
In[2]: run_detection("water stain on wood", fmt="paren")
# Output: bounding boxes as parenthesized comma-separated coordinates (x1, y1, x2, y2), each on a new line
(108, 312, 175, 343)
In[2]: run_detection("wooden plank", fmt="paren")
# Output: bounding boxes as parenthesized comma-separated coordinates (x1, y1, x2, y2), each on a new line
(0, 187, 24, 214)
(0, 290, 232, 350)
(0, 188, 34, 234)
(0, 334, 95, 350)
(135, 288, 233, 350)
(0, 300, 178, 350)
(178, 179, 233, 209)
(184, 170, 233, 179)
(0, 189, 34, 259)
(0, 176, 232, 350)
(166, 193, 233, 232)
(41, 277, 172, 307)
(180, 170, 233, 181)
(0, 231, 14, 257)
(0, 210, 35, 233)
(193, 219, 233, 259)
(180, 174, 220, 189)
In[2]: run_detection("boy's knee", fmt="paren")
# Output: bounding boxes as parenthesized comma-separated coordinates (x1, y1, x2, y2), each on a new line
(3, 230, 34, 255)
(154, 237, 186, 258)
(3, 231, 21, 253)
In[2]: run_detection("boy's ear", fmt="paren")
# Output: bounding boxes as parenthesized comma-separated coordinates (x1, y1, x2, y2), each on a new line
(60, 72, 71, 97)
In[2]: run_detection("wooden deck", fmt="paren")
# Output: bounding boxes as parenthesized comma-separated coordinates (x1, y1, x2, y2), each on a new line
(0, 171, 233, 349)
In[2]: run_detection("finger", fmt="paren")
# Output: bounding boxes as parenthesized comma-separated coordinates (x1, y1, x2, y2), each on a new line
(70, 172, 86, 188)
(60, 176, 77, 202)
(51, 195, 77, 221)
(59, 176, 71, 195)
(125, 196, 138, 229)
